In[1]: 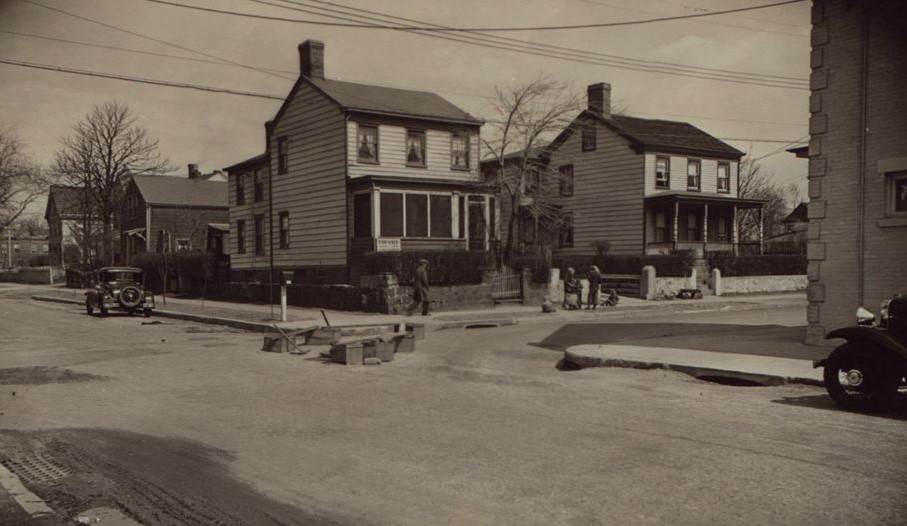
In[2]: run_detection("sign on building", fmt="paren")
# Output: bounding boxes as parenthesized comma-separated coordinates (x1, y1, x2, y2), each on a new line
(376, 237, 401, 252)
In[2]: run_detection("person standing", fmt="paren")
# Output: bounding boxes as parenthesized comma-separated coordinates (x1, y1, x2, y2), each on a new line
(408, 259, 431, 316)
(586, 265, 601, 310)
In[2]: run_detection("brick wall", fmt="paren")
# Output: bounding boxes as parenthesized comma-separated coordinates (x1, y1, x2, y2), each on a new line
(807, 0, 907, 343)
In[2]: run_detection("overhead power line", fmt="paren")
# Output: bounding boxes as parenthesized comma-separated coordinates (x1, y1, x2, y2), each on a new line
(0, 57, 284, 99)
(280, 0, 807, 85)
(141, 0, 805, 32)
(754, 135, 809, 159)
(244, 0, 806, 90)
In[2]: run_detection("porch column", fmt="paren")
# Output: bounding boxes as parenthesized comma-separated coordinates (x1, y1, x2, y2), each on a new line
(732, 206, 739, 256)
(371, 187, 381, 241)
(702, 203, 709, 254)
(672, 201, 679, 250)
(483, 195, 491, 251)
(758, 206, 764, 255)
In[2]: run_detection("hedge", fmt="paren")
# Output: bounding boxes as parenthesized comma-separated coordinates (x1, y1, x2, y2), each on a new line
(707, 254, 807, 276)
(361, 250, 489, 286)
(133, 250, 218, 292)
(511, 250, 695, 282)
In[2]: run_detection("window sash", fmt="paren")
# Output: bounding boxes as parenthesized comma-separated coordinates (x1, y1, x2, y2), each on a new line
(254, 215, 264, 255)
(687, 160, 701, 189)
(277, 137, 288, 174)
(353, 193, 372, 238)
(236, 220, 245, 254)
(236, 174, 245, 205)
(279, 212, 289, 249)
(451, 134, 469, 169)
(405, 194, 428, 237)
(379, 193, 404, 237)
(655, 157, 670, 188)
(581, 124, 596, 151)
(560, 214, 574, 247)
(560, 165, 574, 197)
(892, 173, 907, 213)
(406, 130, 426, 167)
(357, 125, 378, 163)
(429, 195, 452, 237)
(717, 162, 730, 192)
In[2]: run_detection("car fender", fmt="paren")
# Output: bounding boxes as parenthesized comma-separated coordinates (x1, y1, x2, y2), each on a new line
(825, 326, 907, 362)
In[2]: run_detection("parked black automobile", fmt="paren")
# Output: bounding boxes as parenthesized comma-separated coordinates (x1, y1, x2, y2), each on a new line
(85, 267, 155, 317)
(816, 294, 907, 412)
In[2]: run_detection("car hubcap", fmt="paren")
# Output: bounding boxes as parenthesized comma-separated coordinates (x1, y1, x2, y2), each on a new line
(840, 369, 865, 387)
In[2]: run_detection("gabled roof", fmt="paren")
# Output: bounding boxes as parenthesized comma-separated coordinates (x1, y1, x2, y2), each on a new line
(223, 152, 269, 173)
(308, 78, 483, 125)
(550, 111, 744, 159)
(132, 175, 227, 209)
(783, 202, 809, 223)
(45, 184, 90, 220)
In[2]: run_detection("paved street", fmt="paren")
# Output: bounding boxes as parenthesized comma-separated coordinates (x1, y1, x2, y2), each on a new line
(1, 294, 906, 525)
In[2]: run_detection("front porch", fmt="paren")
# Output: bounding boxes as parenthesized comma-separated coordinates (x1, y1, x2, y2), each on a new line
(644, 192, 765, 258)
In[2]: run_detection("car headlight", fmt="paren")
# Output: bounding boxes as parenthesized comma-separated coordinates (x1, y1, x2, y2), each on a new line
(879, 299, 891, 328)
(856, 306, 875, 326)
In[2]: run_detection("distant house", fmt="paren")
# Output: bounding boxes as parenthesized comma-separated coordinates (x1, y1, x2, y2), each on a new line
(120, 166, 228, 264)
(44, 184, 101, 266)
(225, 40, 490, 284)
(804, 0, 907, 343)
(0, 235, 48, 268)
(482, 83, 764, 259)
(765, 202, 808, 254)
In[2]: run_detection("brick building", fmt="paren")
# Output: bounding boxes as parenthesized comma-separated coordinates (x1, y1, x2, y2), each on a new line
(806, 0, 907, 343)
(120, 169, 228, 264)
(0, 235, 49, 268)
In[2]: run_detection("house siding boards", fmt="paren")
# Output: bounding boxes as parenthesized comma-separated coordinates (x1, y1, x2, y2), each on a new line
(227, 158, 270, 270)
(549, 121, 645, 256)
(643, 154, 738, 197)
(806, 0, 907, 343)
(346, 119, 480, 182)
(270, 81, 348, 269)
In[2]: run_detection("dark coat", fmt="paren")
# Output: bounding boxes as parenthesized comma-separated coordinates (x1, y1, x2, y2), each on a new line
(414, 265, 430, 302)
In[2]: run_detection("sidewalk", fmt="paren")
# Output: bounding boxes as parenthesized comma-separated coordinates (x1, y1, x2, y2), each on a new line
(14, 282, 806, 331)
(564, 344, 826, 386)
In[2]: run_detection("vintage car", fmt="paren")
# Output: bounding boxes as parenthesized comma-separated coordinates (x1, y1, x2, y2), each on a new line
(816, 294, 907, 413)
(85, 267, 155, 317)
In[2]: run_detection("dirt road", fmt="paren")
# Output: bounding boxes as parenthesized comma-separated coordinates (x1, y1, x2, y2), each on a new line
(1, 295, 906, 525)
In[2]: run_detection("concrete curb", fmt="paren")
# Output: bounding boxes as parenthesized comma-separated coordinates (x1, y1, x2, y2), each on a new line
(564, 345, 824, 387)
(32, 295, 274, 332)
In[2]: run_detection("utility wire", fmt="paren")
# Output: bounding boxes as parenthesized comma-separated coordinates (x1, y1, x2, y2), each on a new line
(21, 0, 293, 81)
(754, 135, 809, 160)
(0, 57, 284, 99)
(0, 56, 805, 146)
(283, 0, 808, 84)
(141, 0, 805, 32)
(247, 0, 807, 90)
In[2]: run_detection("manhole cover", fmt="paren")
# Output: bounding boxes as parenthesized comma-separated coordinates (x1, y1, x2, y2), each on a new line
(1, 453, 71, 484)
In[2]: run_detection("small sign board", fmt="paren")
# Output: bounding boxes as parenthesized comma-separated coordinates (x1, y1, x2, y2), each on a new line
(376, 237, 402, 252)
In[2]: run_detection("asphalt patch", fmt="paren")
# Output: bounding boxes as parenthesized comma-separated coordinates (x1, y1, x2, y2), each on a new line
(0, 367, 105, 385)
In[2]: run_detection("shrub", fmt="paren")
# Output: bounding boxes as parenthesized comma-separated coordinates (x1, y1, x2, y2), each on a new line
(708, 254, 806, 276)
(553, 250, 693, 278)
(510, 254, 551, 284)
(641, 249, 695, 277)
(173, 250, 216, 284)
(362, 250, 489, 285)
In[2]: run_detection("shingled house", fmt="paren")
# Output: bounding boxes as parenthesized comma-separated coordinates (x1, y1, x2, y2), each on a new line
(225, 40, 492, 283)
(45, 184, 101, 266)
(484, 83, 764, 259)
(120, 170, 228, 264)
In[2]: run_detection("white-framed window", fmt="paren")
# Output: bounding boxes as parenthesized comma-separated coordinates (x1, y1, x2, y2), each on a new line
(377, 190, 462, 239)
(406, 130, 426, 167)
(451, 133, 470, 169)
(717, 162, 730, 193)
(654, 211, 668, 242)
(687, 159, 701, 190)
(176, 239, 191, 251)
(888, 171, 907, 216)
(279, 211, 290, 249)
(357, 124, 379, 163)
(655, 156, 670, 189)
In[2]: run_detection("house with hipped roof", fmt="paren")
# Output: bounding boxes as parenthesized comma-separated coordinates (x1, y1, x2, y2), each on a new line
(119, 165, 229, 264)
(225, 40, 494, 284)
(483, 82, 765, 259)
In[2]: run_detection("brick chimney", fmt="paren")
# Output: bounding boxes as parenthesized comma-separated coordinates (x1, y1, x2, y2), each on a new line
(587, 82, 612, 118)
(298, 40, 325, 79)
(188, 163, 201, 179)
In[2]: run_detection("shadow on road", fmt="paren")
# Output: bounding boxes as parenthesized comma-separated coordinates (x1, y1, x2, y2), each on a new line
(772, 395, 907, 420)
(531, 323, 827, 361)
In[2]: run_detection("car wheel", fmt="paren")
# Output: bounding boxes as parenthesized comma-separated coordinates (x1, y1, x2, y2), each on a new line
(823, 343, 898, 413)
(119, 286, 142, 309)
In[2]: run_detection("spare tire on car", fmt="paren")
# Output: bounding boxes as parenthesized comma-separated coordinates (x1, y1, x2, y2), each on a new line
(119, 285, 142, 309)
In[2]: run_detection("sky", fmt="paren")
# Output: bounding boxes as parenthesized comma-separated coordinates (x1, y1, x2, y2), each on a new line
(0, 0, 811, 219)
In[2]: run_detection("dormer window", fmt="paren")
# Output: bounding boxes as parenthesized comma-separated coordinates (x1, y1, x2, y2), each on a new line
(451, 133, 469, 169)
(687, 159, 701, 191)
(655, 156, 670, 189)
(357, 124, 378, 163)
(406, 130, 426, 167)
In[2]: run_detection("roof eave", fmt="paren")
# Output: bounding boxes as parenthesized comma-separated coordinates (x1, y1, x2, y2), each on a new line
(346, 107, 484, 126)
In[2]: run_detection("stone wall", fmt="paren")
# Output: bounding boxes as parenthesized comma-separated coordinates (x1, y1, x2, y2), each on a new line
(715, 275, 807, 296)
(653, 277, 690, 299)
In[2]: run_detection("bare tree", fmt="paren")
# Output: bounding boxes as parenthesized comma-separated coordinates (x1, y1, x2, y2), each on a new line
(482, 76, 582, 264)
(737, 156, 799, 241)
(0, 127, 45, 232)
(55, 101, 171, 264)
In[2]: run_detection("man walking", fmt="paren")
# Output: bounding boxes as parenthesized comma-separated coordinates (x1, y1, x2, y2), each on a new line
(408, 258, 431, 316)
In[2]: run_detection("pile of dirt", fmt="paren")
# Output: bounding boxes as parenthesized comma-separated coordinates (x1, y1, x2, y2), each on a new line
(0, 367, 105, 385)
